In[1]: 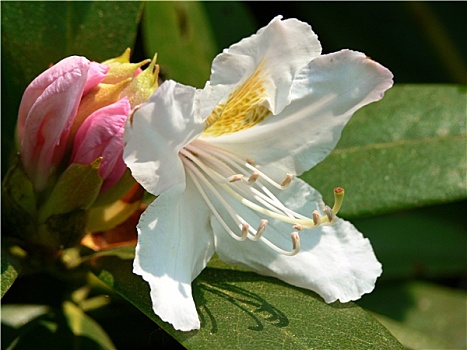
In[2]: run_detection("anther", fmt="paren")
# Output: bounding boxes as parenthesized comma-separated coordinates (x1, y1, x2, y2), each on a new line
(312, 210, 321, 226)
(252, 219, 268, 241)
(241, 223, 249, 239)
(332, 187, 345, 214)
(246, 158, 256, 166)
(324, 205, 335, 222)
(293, 223, 303, 231)
(248, 171, 260, 184)
(280, 173, 293, 188)
(290, 232, 300, 256)
(228, 174, 243, 183)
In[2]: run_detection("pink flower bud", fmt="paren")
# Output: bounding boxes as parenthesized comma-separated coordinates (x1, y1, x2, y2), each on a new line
(17, 56, 108, 191)
(70, 98, 131, 191)
(84, 62, 110, 95)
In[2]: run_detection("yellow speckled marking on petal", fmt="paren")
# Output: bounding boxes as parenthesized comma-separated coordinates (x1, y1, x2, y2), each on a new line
(202, 64, 271, 137)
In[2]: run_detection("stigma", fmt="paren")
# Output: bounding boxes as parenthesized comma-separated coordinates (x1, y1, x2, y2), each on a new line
(180, 139, 345, 256)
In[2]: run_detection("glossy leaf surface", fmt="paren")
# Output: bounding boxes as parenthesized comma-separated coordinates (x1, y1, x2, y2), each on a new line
(90, 255, 403, 349)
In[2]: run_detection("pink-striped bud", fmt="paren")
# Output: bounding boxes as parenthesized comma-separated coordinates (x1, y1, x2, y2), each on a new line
(17, 56, 108, 191)
(70, 98, 131, 191)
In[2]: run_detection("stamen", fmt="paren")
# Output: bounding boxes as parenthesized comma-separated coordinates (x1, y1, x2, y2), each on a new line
(257, 230, 301, 256)
(182, 140, 347, 257)
(246, 158, 256, 166)
(251, 219, 268, 241)
(280, 173, 293, 188)
(248, 171, 260, 184)
(290, 232, 300, 256)
(182, 156, 247, 241)
(241, 223, 250, 239)
(312, 210, 321, 226)
(229, 174, 243, 183)
(244, 163, 285, 190)
(293, 223, 304, 231)
(324, 205, 335, 222)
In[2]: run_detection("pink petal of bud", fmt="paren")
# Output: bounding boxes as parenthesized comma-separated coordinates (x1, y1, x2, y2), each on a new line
(18, 56, 92, 191)
(70, 98, 131, 191)
(83, 62, 109, 95)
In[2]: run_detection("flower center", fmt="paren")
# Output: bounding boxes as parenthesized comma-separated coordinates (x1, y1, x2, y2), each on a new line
(202, 63, 271, 137)
(179, 139, 344, 256)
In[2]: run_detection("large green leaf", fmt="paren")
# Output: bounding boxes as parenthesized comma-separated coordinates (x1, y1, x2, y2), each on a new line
(358, 281, 467, 349)
(90, 256, 403, 349)
(1, 1, 143, 173)
(141, 1, 257, 88)
(142, 1, 217, 88)
(303, 84, 466, 217)
(353, 201, 466, 280)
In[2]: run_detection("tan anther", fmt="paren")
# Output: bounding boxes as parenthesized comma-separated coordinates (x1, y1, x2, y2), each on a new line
(312, 210, 321, 226)
(229, 174, 244, 183)
(246, 158, 256, 166)
(280, 173, 294, 188)
(241, 223, 249, 239)
(293, 223, 303, 231)
(248, 171, 260, 184)
(324, 205, 335, 222)
(290, 232, 301, 255)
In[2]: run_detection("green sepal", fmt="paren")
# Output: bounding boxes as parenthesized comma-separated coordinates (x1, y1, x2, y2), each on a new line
(38, 158, 104, 223)
(37, 209, 88, 249)
(91, 168, 136, 208)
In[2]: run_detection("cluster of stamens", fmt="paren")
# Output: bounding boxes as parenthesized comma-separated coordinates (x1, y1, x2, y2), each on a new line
(180, 139, 345, 256)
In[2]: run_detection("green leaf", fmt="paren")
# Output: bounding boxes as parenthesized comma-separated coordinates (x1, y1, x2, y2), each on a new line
(201, 2, 257, 50)
(302, 84, 467, 217)
(1, 247, 22, 299)
(2, 1, 143, 86)
(358, 281, 467, 349)
(353, 202, 466, 279)
(142, 1, 217, 88)
(62, 301, 116, 350)
(90, 256, 403, 349)
(141, 2, 257, 89)
(1, 302, 116, 350)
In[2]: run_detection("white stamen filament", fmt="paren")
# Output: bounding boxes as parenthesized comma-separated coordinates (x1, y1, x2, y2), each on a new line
(181, 140, 344, 256)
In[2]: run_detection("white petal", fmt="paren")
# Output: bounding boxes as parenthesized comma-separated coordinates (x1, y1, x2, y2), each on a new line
(133, 182, 215, 331)
(123, 80, 206, 195)
(207, 49, 393, 176)
(209, 15, 321, 114)
(211, 176, 382, 303)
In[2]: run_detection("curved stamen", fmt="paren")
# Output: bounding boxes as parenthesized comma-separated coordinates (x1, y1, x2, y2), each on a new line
(182, 156, 247, 241)
(280, 173, 293, 188)
(250, 219, 268, 241)
(182, 140, 346, 256)
(324, 205, 335, 223)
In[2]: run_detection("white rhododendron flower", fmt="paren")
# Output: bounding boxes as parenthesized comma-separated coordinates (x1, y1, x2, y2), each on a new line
(124, 16, 393, 331)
